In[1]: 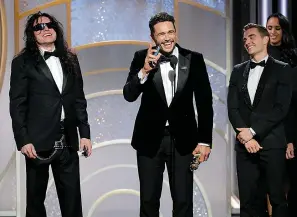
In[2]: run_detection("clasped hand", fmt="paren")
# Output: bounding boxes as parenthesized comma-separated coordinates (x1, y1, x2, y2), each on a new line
(236, 128, 253, 144)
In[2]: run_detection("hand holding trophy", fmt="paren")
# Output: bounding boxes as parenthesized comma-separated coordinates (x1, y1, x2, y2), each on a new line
(190, 153, 201, 171)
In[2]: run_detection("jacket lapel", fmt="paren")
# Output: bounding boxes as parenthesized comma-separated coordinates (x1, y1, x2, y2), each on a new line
(252, 56, 273, 108)
(171, 49, 190, 105)
(152, 67, 167, 104)
(152, 45, 190, 105)
(241, 61, 253, 109)
(60, 58, 68, 93)
(35, 55, 60, 93)
(35, 54, 69, 93)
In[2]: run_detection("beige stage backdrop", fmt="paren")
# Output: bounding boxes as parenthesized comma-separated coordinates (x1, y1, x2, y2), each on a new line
(0, 0, 238, 217)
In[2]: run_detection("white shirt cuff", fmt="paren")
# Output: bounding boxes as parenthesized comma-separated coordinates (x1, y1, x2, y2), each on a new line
(199, 143, 210, 147)
(138, 70, 148, 84)
(250, 128, 256, 136)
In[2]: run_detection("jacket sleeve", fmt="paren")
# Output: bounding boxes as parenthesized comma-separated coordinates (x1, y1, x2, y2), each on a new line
(9, 57, 31, 150)
(193, 53, 213, 146)
(74, 55, 90, 139)
(227, 65, 248, 134)
(123, 51, 146, 102)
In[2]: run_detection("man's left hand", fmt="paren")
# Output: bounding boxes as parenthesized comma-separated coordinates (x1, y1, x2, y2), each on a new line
(80, 138, 92, 157)
(236, 128, 253, 144)
(192, 144, 211, 163)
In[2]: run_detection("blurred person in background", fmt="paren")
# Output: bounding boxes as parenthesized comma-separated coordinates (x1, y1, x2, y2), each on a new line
(266, 12, 297, 217)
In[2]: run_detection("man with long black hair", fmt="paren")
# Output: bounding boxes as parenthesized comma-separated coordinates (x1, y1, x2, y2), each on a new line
(9, 12, 92, 217)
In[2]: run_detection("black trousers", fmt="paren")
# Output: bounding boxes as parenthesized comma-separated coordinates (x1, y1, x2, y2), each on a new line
(25, 147, 82, 217)
(256, 155, 297, 217)
(236, 149, 288, 217)
(137, 127, 193, 217)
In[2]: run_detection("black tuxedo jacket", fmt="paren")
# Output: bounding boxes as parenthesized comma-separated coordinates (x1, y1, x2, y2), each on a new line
(227, 56, 292, 151)
(123, 45, 213, 155)
(9, 51, 90, 152)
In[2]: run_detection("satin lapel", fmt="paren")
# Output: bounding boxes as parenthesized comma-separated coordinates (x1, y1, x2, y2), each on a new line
(60, 59, 68, 92)
(241, 61, 253, 109)
(252, 57, 273, 108)
(152, 67, 167, 104)
(171, 51, 190, 105)
(35, 56, 60, 92)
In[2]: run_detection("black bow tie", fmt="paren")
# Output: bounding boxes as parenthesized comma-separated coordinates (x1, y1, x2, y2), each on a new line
(44, 51, 59, 60)
(250, 60, 266, 69)
(159, 55, 175, 64)
(159, 55, 170, 63)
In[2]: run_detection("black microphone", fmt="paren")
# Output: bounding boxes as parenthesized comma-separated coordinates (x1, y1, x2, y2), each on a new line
(168, 70, 176, 84)
(168, 68, 177, 202)
(169, 55, 178, 70)
(168, 69, 176, 96)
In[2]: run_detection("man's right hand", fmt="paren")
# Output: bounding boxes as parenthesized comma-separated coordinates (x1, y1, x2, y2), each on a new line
(142, 44, 161, 75)
(244, 139, 263, 153)
(21, 143, 37, 159)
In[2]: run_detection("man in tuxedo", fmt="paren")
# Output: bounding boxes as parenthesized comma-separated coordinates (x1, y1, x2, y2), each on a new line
(123, 12, 213, 217)
(228, 23, 292, 217)
(9, 12, 92, 217)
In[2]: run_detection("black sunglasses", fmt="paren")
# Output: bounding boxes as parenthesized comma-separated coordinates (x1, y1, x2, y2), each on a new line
(33, 22, 55, 32)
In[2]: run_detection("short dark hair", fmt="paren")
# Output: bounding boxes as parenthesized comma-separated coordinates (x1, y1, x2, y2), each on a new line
(149, 12, 175, 34)
(243, 23, 269, 37)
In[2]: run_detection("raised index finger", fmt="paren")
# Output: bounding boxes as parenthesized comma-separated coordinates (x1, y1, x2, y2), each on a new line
(147, 44, 152, 53)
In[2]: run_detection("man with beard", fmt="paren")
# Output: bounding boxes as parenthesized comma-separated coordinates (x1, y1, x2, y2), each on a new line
(123, 12, 213, 217)
(228, 23, 291, 217)
(9, 12, 92, 217)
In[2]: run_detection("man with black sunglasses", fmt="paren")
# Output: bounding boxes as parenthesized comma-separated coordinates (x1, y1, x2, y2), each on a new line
(9, 12, 91, 217)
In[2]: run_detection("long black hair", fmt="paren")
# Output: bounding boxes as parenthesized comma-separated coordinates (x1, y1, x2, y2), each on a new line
(20, 11, 76, 68)
(267, 13, 297, 67)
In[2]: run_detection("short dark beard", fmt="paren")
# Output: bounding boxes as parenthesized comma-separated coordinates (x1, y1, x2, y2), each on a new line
(160, 43, 176, 56)
(160, 48, 173, 56)
(152, 36, 175, 56)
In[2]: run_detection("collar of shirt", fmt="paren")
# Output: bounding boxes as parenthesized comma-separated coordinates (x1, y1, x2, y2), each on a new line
(172, 46, 179, 59)
(251, 55, 269, 64)
(39, 46, 56, 57)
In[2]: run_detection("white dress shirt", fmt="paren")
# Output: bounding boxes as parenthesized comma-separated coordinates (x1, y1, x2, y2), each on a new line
(247, 55, 269, 135)
(138, 47, 209, 146)
(157, 47, 179, 107)
(40, 47, 65, 120)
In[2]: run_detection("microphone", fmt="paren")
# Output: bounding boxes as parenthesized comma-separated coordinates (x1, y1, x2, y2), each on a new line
(168, 70, 176, 84)
(168, 56, 177, 96)
(169, 55, 178, 70)
(168, 69, 176, 97)
(168, 68, 177, 202)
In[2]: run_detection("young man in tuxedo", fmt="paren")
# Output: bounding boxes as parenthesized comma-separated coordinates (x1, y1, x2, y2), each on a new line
(123, 12, 213, 217)
(228, 23, 292, 217)
(9, 12, 92, 217)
